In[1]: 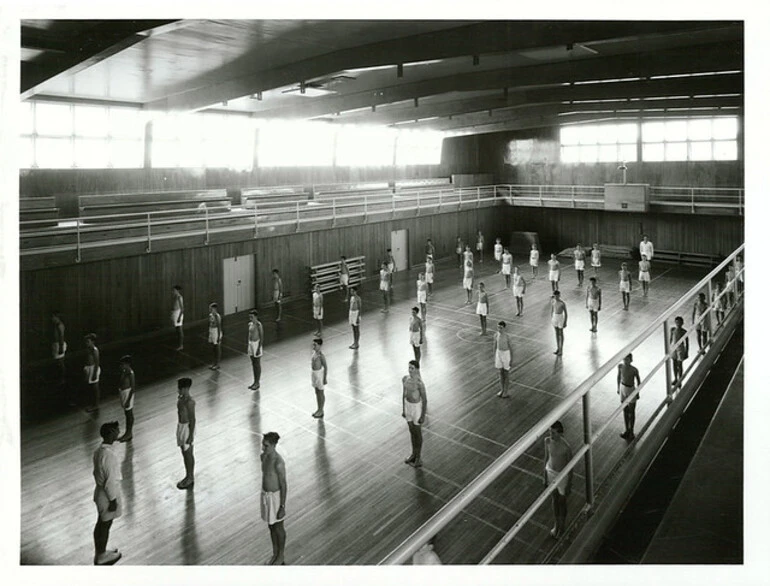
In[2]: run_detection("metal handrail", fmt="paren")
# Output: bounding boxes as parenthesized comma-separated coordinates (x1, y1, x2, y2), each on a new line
(380, 244, 744, 565)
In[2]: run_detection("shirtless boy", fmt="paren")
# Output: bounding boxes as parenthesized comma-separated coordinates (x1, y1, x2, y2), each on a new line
(529, 243, 540, 278)
(176, 377, 196, 489)
(84, 333, 101, 413)
(463, 244, 474, 269)
(638, 255, 651, 296)
(476, 230, 485, 263)
(272, 269, 283, 322)
(692, 292, 710, 353)
(619, 262, 632, 310)
(248, 310, 264, 390)
(339, 256, 350, 303)
(669, 316, 689, 387)
(208, 303, 223, 370)
(312, 284, 324, 337)
(617, 353, 642, 440)
(417, 273, 428, 322)
(573, 244, 586, 287)
(379, 262, 391, 313)
(402, 360, 427, 468)
(311, 338, 328, 418)
(171, 285, 184, 350)
(512, 266, 526, 316)
(585, 277, 602, 333)
(51, 311, 67, 387)
(493, 321, 514, 398)
(493, 237, 503, 270)
(476, 282, 489, 335)
(455, 237, 463, 267)
(348, 288, 361, 350)
(550, 291, 568, 356)
(261, 431, 287, 565)
(463, 260, 474, 304)
(590, 244, 601, 276)
(425, 255, 435, 297)
(501, 247, 513, 289)
(117, 355, 135, 442)
(409, 307, 425, 364)
(548, 254, 561, 292)
(543, 420, 573, 538)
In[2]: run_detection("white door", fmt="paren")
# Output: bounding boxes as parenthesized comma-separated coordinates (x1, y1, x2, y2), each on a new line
(223, 255, 255, 315)
(390, 229, 408, 272)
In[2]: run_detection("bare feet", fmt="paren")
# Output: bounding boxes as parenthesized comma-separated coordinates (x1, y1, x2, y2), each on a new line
(404, 455, 416, 464)
(312, 411, 324, 418)
(176, 478, 194, 490)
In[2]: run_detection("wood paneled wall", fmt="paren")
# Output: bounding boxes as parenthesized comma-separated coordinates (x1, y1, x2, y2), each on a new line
(507, 207, 744, 259)
(20, 207, 506, 362)
(20, 164, 450, 218)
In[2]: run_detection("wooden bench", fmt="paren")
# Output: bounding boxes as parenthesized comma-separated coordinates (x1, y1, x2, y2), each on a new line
(78, 189, 230, 221)
(654, 249, 721, 268)
(20, 197, 59, 229)
(309, 256, 366, 295)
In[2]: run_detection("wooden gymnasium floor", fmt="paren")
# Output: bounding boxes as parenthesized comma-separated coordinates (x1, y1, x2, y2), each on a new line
(20, 253, 711, 565)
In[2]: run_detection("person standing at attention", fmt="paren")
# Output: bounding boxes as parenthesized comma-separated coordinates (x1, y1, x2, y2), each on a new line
(476, 229, 485, 263)
(501, 247, 513, 289)
(590, 243, 601, 277)
(476, 282, 489, 335)
(348, 287, 361, 350)
(573, 244, 586, 287)
(171, 285, 184, 350)
(51, 310, 67, 388)
(312, 284, 324, 337)
(617, 353, 642, 440)
(409, 307, 425, 365)
(543, 420, 573, 538)
(455, 237, 464, 268)
(379, 262, 391, 313)
(117, 355, 135, 442)
(512, 266, 526, 316)
(639, 235, 654, 264)
(92, 421, 123, 565)
(692, 292, 710, 354)
(551, 291, 568, 356)
(529, 243, 540, 278)
(619, 262, 632, 310)
(176, 377, 196, 490)
(493, 321, 514, 398)
(425, 238, 436, 259)
(339, 256, 350, 303)
(261, 431, 287, 565)
(425, 255, 435, 298)
(463, 244, 474, 269)
(669, 316, 689, 387)
(208, 302, 222, 370)
(638, 254, 651, 297)
(402, 360, 427, 468)
(493, 237, 503, 272)
(585, 277, 602, 333)
(463, 260, 474, 304)
(247, 310, 263, 391)
(548, 254, 561, 292)
(272, 269, 283, 322)
(310, 338, 328, 419)
(417, 272, 428, 322)
(84, 333, 101, 413)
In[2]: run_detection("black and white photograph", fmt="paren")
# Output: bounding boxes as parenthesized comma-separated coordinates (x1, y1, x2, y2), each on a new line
(0, 2, 766, 585)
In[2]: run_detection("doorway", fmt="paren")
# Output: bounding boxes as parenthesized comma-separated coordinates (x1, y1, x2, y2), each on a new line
(223, 255, 255, 315)
(390, 229, 408, 272)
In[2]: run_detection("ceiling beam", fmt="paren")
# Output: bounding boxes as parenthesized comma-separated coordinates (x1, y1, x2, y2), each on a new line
(146, 22, 739, 113)
(21, 20, 192, 98)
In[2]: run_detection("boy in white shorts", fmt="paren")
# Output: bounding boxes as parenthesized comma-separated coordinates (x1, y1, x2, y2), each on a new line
(348, 288, 361, 349)
(117, 355, 135, 442)
(311, 338, 328, 418)
(501, 248, 513, 289)
(247, 310, 263, 390)
(339, 256, 350, 303)
(493, 321, 514, 398)
(638, 255, 651, 296)
(208, 303, 222, 370)
(619, 262, 632, 310)
(425, 255, 435, 297)
(548, 254, 561, 292)
(574, 244, 586, 287)
(529, 243, 540, 278)
(550, 291, 568, 356)
(590, 244, 601, 276)
(312, 284, 324, 337)
(463, 260, 474, 304)
(409, 307, 425, 364)
(493, 237, 503, 270)
(84, 333, 101, 413)
(476, 230, 485, 263)
(171, 285, 184, 350)
(585, 277, 602, 333)
(476, 282, 489, 335)
(417, 273, 428, 322)
(512, 266, 526, 316)
(379, 262, 391, 313)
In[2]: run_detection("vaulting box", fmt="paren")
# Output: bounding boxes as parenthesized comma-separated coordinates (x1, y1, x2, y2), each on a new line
(604, 183, 649, 212)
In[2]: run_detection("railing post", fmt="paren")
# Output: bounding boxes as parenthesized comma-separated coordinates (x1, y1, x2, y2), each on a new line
(509, 185, 512, 199)
(416, 191, 420, 216)
(458, 190, 462, 211)
(707, 279, 715, 337)
(146, 213, 152, 253)
(75, 219, 82, 262)
(582, 391, 595, 511)
(438, 190, 442, 210)
(739, 189, 743, 216)
(663, 320, 673, 403)
(204, 206, 210, 245)
(476, 186, 480, 208)
(296, 201, 301, 232)
(539, 185, 543, 207)
(690, 188, 695, 214)
(571, 185, 576, 208)
(332, 198, 337, 226)
(253, 203, 258, 237)
(391, 195, 395, 219)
